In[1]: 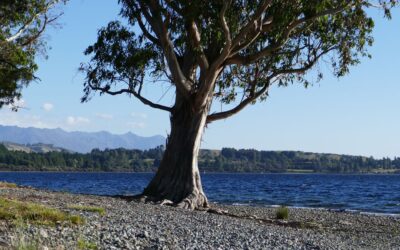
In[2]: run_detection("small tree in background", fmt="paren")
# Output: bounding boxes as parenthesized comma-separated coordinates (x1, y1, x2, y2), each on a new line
(0, 0, 66, 109)
(81, 0, 397, 209)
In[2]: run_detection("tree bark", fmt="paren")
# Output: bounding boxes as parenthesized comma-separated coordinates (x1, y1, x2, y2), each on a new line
(142, 93, 210, 209)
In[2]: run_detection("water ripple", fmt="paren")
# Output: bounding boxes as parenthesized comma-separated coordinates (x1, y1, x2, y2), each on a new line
(0, 172, 399, 214)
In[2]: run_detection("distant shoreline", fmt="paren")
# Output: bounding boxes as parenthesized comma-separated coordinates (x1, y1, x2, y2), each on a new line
(1, 170, 399, 175)
(2, 144, 400, 174)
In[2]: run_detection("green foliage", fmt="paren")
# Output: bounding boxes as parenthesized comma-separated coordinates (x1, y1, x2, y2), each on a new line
(0, 145, 164, 172)
(276, 206, 289, 220)
(77, 237, 98, 250)
(82, 0, 396, 110)
(81, 21, 158, 102)
(0, 145, 399, 173)
(0, 0, 66, 109)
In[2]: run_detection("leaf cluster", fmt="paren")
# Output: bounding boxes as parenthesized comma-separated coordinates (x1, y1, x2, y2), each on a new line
(81, 21, 160, 102)
(0, 0, 66, 109)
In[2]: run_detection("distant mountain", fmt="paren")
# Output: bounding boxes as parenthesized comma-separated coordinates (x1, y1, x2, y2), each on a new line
(0, 125, 165, 153)
(1, 141, 69, 153)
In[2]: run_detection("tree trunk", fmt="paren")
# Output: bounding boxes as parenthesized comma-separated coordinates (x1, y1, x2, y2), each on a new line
(142, 94, 210, 209)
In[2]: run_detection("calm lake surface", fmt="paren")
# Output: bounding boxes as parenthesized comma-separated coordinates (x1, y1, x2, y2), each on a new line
(1, 172, 399, 214)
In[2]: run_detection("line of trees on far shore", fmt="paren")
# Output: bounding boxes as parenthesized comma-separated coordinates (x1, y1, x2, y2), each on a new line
(0, 145, 399, 173)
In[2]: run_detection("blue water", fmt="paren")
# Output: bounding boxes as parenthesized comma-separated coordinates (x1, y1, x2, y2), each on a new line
(1, 172, 399, 214)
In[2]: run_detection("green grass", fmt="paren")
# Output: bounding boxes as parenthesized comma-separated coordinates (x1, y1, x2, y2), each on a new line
(276, 206, 289, 220)
(0, 197, 84, 226)
(68, 205, 106, 216)
(13, 238, 38, 250)
(77, 238, 98, 250)
(0, 181, 18, 188)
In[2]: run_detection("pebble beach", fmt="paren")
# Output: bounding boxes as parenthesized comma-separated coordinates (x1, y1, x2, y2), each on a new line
(0, 185, 399, 249)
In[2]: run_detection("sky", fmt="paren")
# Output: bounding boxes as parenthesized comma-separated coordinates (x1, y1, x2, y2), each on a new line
(1, 1, 399, 158)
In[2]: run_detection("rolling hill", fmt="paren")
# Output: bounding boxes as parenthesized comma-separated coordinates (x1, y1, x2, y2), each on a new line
(0, 125, 165, 153)
(1, 141, 69, 153)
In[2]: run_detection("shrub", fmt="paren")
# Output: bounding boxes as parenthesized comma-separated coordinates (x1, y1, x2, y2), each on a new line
(276, 206, 289, 220)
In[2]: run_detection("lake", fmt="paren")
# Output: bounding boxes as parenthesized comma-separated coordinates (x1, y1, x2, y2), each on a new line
(1, 172, 399, 214)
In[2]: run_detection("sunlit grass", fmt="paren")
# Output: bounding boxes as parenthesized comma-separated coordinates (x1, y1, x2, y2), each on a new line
(0, 181, 18, 188)
(0, 197, 84, 226)
(77, 237, 98, 250)
(68, 205, 106, 216)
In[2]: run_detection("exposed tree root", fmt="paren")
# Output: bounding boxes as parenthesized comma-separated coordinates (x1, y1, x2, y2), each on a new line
(111, 194, 317, 229)
(175, 192, 209, 210)
(112, 193, 209, 210)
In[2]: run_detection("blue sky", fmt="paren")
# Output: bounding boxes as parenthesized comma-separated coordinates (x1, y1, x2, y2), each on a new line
(0, 1, 399, 158)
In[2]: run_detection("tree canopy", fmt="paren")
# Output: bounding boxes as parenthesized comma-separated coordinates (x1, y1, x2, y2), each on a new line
(0, 0, 66, 109)
(82, 0, 396, 120)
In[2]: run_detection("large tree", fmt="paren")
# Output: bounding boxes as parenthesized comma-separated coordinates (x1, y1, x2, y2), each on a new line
(0, 0, 66, 109)
(81, 0, 397, 209)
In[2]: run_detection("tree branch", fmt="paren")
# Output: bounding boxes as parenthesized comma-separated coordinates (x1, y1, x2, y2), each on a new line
(194, 1, 232, 109)
(207, 81, 270, 123)
(218, 0, 233, 61)
(208, 42, 337, 123)
(231, 18, 273, 56)
(230, 0, 273, 50)
(187, 20, 209, 72)
(274, 46, 337, 75)
(5, 0, 61, 43)
(226, 4, 350, 66)
(139, 0, 191, 98)
(20, 14, 60, 47)
(136, 13, 161, 46)
(88, 83, 173, 112)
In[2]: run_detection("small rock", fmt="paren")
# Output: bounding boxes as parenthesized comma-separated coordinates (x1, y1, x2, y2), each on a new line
(39, 229, 49, 238)
(0, 238, 10, 247)
(138, 231, 150, 238)
(339, 220, 352, 226)
(92, 222, 101, 229)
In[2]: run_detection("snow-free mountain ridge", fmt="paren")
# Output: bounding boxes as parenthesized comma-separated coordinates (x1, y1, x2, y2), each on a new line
(0, 125, 165, 153)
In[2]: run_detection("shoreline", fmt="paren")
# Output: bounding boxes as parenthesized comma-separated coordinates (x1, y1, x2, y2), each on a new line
(1, 177, 399, 216)
(113, 194, 400, 217)
(1, 170, 399, 175)
(1, 185, 399, 249)
(228, 203, 400, 217)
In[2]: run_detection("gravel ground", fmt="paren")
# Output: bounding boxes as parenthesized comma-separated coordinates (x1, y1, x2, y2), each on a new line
(0, 185, 399, 250)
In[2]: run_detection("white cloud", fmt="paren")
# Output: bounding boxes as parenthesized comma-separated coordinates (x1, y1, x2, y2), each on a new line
(6, 98, 26, 110)
(42, 102, 54, 112)
(66, 116, 90, 126)
(127, 121, 146, 129)
(131, 112, 147, 119)
(0, 112, 53, 129)
(0, 109, 92, 131)
(96, 113, 113, 120)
